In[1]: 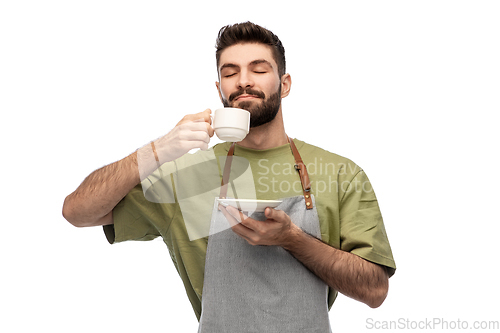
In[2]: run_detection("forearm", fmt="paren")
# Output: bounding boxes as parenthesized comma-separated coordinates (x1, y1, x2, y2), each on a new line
(283, 225, 389, 308)
(63, 109, 214, 228)
(63, 152, 141, 227)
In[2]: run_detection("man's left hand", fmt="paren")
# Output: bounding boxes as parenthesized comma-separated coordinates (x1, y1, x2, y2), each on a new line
(219, 205, 299, 247)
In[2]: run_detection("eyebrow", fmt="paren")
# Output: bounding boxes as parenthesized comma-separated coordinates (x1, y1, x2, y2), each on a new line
(249, 59, 273, 68)
(219, 63, 239, 72)
(219, 59, 274, 72)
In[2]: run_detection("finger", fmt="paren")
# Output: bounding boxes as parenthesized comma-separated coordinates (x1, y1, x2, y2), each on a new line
(177, 109, 212, 126)
(202, 108, 212, 124)
(182, 120, 212, 133)
(188, 109, 212, 123)
(206, 123, 215, 137)
(179, 122, 213, 142)
(225, 205, 244, 223)
(226, 206, 260, 231)
(190, 119, 215, 137)
(183, 130, 210, 144)
(189, 139, 211, 151)
(264, 207, 274, 219)
(221, 206, 255, 241)
(265, 207, 287, 222)
(219, 205, 240, 227)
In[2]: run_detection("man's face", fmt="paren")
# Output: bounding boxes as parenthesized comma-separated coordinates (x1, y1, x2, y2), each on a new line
(216, 43, 287, 128)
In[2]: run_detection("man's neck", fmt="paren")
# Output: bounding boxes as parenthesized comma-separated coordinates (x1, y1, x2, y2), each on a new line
(236, 110, 288, 150)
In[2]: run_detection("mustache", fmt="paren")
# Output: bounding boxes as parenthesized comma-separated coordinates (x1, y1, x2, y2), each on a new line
(229, 88, 266, 102)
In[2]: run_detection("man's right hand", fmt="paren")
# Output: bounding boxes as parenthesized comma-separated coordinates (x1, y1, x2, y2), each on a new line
(154, 109, 215, 164)
(62, 108, 215, 228)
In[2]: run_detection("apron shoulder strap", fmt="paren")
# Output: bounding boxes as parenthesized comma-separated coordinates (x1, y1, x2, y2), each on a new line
(219, 142, 236, 199)
(288, 137, 313, 209)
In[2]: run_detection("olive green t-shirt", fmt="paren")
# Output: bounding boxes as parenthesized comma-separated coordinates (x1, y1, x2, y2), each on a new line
(104, 139, 396, 320)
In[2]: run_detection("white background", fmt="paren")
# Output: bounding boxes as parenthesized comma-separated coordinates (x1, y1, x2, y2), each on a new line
(1, 1, 499, 332)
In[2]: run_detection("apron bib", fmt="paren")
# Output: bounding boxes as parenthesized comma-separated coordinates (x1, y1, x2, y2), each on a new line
(198, 138, 332, 333)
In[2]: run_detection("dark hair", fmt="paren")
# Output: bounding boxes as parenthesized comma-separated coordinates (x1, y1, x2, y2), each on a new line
(215, 22, 286, 77)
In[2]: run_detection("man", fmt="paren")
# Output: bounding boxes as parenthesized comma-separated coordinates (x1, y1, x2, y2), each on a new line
(63, 22, 396, 332)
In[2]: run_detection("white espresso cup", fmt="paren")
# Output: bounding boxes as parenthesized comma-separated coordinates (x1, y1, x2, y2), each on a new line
(213, 107, 250, 142)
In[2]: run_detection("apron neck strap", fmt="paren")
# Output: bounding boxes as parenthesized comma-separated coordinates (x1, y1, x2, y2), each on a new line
(219, 137, 313, 210)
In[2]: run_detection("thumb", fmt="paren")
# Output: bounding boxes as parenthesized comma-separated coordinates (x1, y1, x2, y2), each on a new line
(265, 208, 290, 224)
(197, 108, 212, 123)
(265, 207, 280, 220)
(265, 207, 272, 218)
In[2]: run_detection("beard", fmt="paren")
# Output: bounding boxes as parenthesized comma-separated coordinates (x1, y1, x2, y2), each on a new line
(222, 85, 282, 128)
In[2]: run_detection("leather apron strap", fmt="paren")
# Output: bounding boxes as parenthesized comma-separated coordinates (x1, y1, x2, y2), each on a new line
(219, 137, 313, 209)
(219, 142, 236, 200)
(288, 137, 313, 209)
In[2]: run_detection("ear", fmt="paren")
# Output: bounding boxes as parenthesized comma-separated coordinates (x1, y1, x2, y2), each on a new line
(280, 73, 292, 98)
(215, 81, 224, 103)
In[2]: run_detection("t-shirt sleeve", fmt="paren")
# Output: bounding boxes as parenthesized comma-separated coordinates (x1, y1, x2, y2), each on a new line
(339, 170, 396, 277)
(103, 183, 166, 244)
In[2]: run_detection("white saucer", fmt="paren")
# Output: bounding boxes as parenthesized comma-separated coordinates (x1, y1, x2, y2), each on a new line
(217, 198, 282, 212)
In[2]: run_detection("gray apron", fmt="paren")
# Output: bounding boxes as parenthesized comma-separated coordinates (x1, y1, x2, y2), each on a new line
(198, 138, 332, 333)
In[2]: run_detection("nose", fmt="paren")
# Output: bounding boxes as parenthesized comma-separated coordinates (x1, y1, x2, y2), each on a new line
(237, 70, 254, 90)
